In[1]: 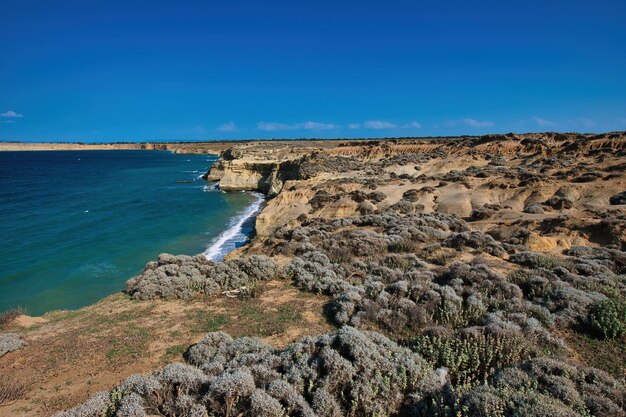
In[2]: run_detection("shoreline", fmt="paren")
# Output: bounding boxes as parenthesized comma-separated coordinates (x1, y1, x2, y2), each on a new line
(3, 181, 265, 319)
(0, 151, 239, 317)
(6, 191, 266, 321)
(202, 191, 265, 261)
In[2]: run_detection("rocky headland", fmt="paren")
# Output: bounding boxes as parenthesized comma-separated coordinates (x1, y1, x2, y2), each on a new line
(1, 132, 625, 416)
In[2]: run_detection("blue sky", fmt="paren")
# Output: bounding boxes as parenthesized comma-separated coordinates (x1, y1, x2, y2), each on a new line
(1, 0, 625, 142)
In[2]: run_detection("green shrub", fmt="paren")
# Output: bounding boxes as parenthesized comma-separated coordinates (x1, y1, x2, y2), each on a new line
(588, 299, 626, 340)
(506, 269, 533, 286)
(421, 246, 457, 266)
(407, 333, 532, 389)
(327, 246, 352, 264)
(434, 296, 486, 329)
(381, 254, 417, 271)
(388, 237, 418, 253)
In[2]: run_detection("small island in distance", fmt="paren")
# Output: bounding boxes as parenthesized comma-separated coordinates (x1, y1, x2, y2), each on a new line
(1, 131, 625, 416)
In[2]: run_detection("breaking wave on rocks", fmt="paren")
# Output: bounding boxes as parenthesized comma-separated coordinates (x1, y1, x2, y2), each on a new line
(203, 192, 264, 261)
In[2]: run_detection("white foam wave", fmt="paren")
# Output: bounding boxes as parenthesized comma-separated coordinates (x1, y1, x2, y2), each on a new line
(202, 183, 220, 192)
(203, 193, 264, 261)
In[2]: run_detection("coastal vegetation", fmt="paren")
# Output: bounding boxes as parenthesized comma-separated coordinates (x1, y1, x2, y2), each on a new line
(126, 254, 280, 300)
(1, 132, 625, 416)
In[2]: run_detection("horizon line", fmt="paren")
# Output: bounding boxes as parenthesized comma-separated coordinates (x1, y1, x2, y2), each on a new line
(1, 130, 625, 145)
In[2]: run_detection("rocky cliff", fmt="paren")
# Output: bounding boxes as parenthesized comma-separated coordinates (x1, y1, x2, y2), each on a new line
(204, 131, 626, 243)
(205, 148, 304, 197)
(0, 141, 243, 154)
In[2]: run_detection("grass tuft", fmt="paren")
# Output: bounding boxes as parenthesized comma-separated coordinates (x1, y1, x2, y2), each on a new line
(0, 307, 24, 329)
(0, 376, 28, 405)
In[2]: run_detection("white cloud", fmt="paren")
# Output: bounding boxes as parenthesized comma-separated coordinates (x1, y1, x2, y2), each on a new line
(256, 122, 294, 131)
(461, 118, 494, 128)
(1, 110, 23, 118)
(364, 120, 396, 129)
(217, 122, 238, 132)
(299, 121, 338, 130)
(1, 120, 16, 124)
(532, 116, 556, 127)
(254, 119, 420, 132)
(257, 121, 339, 131)
(402, 121, 422, 129)
(346, 120, 422, 130)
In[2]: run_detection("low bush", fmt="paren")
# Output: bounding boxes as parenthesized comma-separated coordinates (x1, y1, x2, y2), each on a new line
(470, 207, 494, 220)
(389, 200, 417, 214)
(126, 254, 281, 300)
(444, 231, 506, 257)
(56, 327, 442, 417)
(367, 190, 387, 202)
(489, 155, 506, 166)
(388, 236, 418, 253)
(309, 190, 337, 210)
(544, 196, 574, 210)
(57, 327, 626, 417)
(434, 291, 487, 329)
(609, 191, 626, 205)
(403, 189, 421, 202)
(407, 332, 532, 388)
(509, 251, 569, 269)
(588, 299, 626, 339)
(459, 357, 626, 417)
(287, 251, 353, 296)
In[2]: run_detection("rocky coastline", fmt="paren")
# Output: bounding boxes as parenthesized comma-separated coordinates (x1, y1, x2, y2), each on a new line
(1, 131, 625, 416)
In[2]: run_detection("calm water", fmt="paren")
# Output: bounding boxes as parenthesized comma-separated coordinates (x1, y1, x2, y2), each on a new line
(0, 150, 257, 315)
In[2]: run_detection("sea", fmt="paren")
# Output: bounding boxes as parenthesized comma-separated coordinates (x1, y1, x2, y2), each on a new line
(0, 150, 261, 315)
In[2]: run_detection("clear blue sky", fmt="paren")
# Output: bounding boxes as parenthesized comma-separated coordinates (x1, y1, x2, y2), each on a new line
(1, 0, 625, 141)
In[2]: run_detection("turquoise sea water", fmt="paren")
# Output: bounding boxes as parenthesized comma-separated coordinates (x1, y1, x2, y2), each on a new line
(0, 150, 257, 315)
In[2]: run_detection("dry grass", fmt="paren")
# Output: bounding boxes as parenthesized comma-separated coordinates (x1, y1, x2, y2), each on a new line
(0, 308, 24, 329)
(0, 281, 332, 416)
(0, 377, 28, 405)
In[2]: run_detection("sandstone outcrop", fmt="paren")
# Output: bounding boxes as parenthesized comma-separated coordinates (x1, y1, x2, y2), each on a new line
(204, 131, 626, 244)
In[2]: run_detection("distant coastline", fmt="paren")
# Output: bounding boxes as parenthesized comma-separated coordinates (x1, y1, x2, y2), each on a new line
(0, 139, 363, 153)
(0, 141, 224, 153)
(2, 132, 623, 153)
